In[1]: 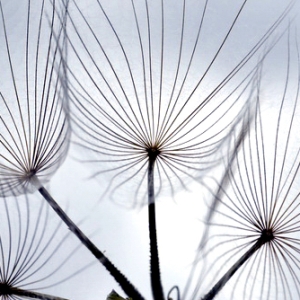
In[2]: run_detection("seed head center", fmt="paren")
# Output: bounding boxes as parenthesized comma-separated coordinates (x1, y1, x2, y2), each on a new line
(261, 228, 274, 243)
(146, 145, 161, 161)
(0, 282, 11, 296)
(22, 169, 36, 182)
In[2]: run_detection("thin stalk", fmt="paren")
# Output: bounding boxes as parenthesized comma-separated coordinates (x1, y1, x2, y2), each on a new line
(148, 155, 165, 300)
(0, 283, 68, 300)
(31, 176, 145, 300)
(202, 230, 273, 300)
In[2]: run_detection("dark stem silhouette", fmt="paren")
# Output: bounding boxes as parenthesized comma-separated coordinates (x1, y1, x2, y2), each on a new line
(148, 148, 165, 300)
(0, 283, 68, 300)
(32, 176, 145, 300)
(202, 229, 274, 300)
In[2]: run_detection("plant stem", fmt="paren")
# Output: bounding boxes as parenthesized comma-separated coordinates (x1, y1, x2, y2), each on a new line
(32, 177, 145, 300)
(148, 157, 165, 300)
(0, 283, 68, 300)
(202, 236, 268, 300)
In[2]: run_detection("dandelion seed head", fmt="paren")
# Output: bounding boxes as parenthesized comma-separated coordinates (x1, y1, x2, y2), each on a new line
(0, 0, 70, 197)
(63, 0, 286, 207)
(0, 189, 95, 300)
(188, 29, 300, 299)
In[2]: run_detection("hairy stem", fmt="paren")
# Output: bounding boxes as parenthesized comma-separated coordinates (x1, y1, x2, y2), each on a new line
(32, 176, 145, 300)
(0, 283, 68, 300)
(148, 157, 165, 300)
(202, 234, 270, 300)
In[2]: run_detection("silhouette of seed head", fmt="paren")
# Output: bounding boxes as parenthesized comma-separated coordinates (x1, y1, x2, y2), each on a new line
(0, 188, 89, 300)
(188, 31, 300, 300)
(0, 0, 69, 197)
(61, 0, 289, 207)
